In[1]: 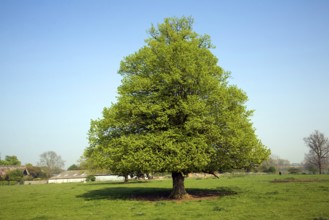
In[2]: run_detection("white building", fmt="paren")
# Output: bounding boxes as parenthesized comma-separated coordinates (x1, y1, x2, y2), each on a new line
(48, 170, 88, 183)
(48, 170, 124, 183)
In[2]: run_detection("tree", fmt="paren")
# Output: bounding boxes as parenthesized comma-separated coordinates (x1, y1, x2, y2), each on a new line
(0, 155, 21, 166)
(38, 151, 65, 177)
(304, 130, 329, 174)
(84, 16, 270, 199)
(67, 164, 80, 171)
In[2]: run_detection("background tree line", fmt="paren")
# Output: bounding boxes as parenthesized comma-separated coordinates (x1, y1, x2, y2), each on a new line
(0, 155, 21, 166)
(0, 151, 65, 184)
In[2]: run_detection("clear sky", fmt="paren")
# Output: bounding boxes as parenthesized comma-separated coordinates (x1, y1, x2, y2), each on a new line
(1, 0, 328, 167)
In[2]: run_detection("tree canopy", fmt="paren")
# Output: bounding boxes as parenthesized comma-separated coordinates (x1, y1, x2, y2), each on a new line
(0, 155, 21, 166)
(84, 16, 270, 198)
(67, 164, 80, 171)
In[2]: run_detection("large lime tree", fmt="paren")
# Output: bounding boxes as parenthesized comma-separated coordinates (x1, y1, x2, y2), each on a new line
(85, 17, 270, 199)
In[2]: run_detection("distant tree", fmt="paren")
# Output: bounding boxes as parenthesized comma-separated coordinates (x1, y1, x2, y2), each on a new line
(38, 151, 65, 177)
(304, 130, 329, 174)
(84, 16, 270, 199)
(0, 159, 8, 165)
(67, 164, 80, 171)
(0, 155, 21, 166)
(5, 155, 21, 165)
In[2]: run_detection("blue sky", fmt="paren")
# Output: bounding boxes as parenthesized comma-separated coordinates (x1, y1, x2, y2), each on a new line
(1, 0, 328, 167)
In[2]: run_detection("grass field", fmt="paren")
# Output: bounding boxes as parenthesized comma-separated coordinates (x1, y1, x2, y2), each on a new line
(1, 174, 329, 220)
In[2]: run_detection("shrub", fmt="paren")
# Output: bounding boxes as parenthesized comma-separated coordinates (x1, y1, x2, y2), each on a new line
(6, 169, 24, 182)
(262, 166, 276, 173)
(86, 175, 96, 182)
(288, 167, 301, 174)
(267, 166, 276, 173)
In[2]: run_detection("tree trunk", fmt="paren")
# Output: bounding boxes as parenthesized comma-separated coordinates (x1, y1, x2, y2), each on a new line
(124, 174, 129, 183)
(169, 172, 189, 199)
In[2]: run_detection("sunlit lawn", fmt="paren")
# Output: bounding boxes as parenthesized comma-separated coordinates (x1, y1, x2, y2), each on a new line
(1, 174, 329, 220)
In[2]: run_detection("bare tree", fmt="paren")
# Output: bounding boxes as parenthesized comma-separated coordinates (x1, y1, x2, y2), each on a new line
(304, 130, 329, 174)
(38, 151, 65, 177)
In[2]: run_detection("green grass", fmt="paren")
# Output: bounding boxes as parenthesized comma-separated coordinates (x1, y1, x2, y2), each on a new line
(1, 174, 329, 220)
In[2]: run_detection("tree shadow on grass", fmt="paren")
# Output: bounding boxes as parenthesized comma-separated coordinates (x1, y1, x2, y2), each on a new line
(77, 186, 238, 201)
(84, 180, 151, 186)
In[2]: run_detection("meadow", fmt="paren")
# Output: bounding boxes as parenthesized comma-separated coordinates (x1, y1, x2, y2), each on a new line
(0, 174, 328, 220)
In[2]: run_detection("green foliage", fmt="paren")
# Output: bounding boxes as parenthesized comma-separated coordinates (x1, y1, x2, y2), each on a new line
(67, 164, 80, 171)
(0, 155, 21, 166)
(86, 175, 96, 182)
(85, 16, 270, 178)
(263, 166, 276, 173)
(78, 156, 108, 175)
(268, 166, 276, 173)
(5, 169, 24, 182)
